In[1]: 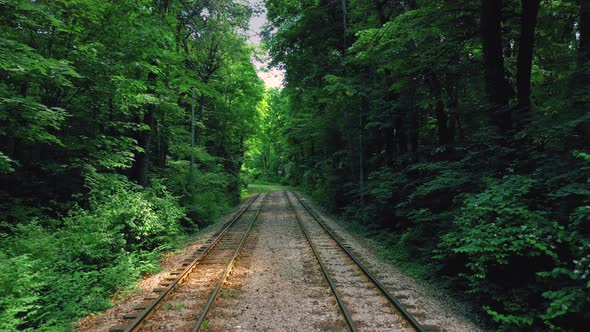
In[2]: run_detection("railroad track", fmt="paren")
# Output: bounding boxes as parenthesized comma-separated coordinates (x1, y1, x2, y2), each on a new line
(110, 193, 267, 332)
(285, 190, 443, 332)
(110, 190, 443, 331)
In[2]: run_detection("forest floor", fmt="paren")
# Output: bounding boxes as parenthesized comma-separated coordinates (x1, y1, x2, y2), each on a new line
(77, 190, 488, 331)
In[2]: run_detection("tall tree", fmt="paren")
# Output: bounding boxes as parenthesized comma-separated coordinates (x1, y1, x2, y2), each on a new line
(481, 0, 511, 131)
(515, 0, 540, 127)
(579, 0, 590, 66)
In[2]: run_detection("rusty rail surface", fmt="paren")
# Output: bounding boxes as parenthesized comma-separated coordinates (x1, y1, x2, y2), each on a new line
(191, 193, 268, 332)
(284, 191, 359, 332)
(289, 190, 429, 332)
(110, 193, 262, 332)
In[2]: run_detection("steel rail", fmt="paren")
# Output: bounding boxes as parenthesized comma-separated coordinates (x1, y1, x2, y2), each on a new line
(191, 193, 268, 332)
(117, 193, 261, 332)
(290, 190, 427, 332)
(284, 191, 359, 332)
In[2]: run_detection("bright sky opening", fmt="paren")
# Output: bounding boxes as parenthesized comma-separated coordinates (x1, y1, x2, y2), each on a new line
(245, 0, 284, 89)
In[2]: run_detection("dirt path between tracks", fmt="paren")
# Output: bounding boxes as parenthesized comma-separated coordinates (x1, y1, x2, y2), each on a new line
(78, 190, 487, 332)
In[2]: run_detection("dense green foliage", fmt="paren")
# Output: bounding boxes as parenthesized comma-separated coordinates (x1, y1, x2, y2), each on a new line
(250, 0, 590, 329)
(0, 172, 184, 330)
(0, 0, 263, 329)
(2, 0, 589, 330)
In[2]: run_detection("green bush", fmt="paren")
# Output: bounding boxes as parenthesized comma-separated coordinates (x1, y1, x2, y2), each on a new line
(437, 175, 589, 329)
(331, 152, 589, 330)
(0, 171, 186, 330)
(0, 251, 43, 330)
(163, 160, 235, 226)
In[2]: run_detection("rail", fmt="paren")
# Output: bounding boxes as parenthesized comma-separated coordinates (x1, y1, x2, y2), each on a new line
(290, 190, 427, 332)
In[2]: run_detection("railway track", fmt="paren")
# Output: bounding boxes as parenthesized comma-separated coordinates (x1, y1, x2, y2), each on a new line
(110, 193, 266, 332)
(285, 190, 443, 332)
(110, 190, 444, 331)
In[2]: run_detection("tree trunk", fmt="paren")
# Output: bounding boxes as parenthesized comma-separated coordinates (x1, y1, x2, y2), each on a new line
(189, 89, 196, 183)
(481, 0, 511, 131)
(341, 0, 348, 47)
(428, 75, 451, 145)
(566, 1, 590, 106)
(154, 117, 168, 169)
(131, 111, 152, 187)
(579, 0, 590, 66)
(409, 109, 419, 160)
(577, 0, 590, 94)
(446, 49, 461, 145)
(434, 99, 449, 144)
(196, 93, 205, 146)
(394, 114, 408, 154)
(359, 105, 365, 208)
(131, 70, 156, 187)
(516, 0, 540, 128)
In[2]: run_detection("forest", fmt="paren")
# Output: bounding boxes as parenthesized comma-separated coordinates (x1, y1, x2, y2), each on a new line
(1, 0, 264, 329)
(0, 0, 589, 331)
(246, 0, 590, 330)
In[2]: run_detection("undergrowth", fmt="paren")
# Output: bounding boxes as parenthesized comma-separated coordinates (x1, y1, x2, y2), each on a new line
(0, 168, 239, 331)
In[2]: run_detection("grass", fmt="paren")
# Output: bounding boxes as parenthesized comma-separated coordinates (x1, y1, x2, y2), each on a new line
(164, 301, 184, 310)
(220, 288, 237, 298)
(201, 320, 210, 332)
(246, 182, 291, 194)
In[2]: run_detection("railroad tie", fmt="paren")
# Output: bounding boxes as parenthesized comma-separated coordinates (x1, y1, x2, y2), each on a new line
(123, 313, 138, 320)
(410, 311, 427, 319)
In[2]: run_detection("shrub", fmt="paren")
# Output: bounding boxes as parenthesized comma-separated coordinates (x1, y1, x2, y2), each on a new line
(436, 175, 584, 329)
(0, 171, 186, 330)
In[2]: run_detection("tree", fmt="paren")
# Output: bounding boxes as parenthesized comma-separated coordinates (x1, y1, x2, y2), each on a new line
(515, 0, 540, 127)
(480, 0, 511, 131)
(258, 0, 590, 329)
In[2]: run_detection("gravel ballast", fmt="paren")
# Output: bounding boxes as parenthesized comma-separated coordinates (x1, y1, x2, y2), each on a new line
(78, 190, 488, 332)
(206, 190, 346, 331)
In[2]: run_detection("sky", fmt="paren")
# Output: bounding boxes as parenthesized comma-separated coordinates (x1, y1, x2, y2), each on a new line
(245, 0, 284, 89)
